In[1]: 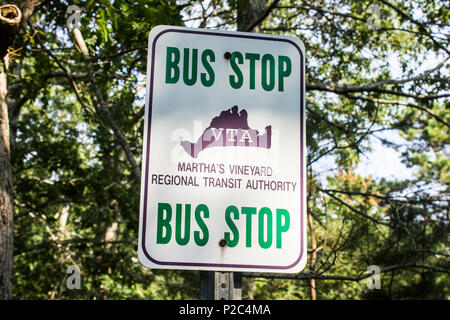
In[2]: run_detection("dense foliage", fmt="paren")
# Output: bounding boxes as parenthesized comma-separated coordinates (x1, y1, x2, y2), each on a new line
(3, 0, 448, 299)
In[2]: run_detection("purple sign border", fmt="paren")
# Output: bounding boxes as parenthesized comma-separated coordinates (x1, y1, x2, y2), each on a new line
(141, 27, 305, 271)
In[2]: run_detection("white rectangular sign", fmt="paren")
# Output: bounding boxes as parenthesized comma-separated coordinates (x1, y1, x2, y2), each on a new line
(138, 25, 306, 273)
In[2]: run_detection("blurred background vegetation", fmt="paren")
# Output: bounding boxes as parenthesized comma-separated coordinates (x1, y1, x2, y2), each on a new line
(1, 0, 448, 299)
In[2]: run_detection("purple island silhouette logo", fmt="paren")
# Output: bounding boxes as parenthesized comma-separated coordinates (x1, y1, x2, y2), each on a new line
(180, 105, 272, 158)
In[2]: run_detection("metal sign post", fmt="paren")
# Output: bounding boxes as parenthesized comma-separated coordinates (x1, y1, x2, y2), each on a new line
(200, 271, 242, 300)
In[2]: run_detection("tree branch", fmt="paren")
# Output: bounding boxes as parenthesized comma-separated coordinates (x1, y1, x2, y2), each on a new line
(343, 94, 450, 128)
(378, 0, 450, 55)
(321, 188, 446, 204)
(70, 27, 140, 179)
(321, 189, 392, 227)
(29, 24, 94, 113)
(243, 263, 450, 281)
(307, 56, 449, 98)
(15, 238, 133, 255)
(244, 0, 281, 32)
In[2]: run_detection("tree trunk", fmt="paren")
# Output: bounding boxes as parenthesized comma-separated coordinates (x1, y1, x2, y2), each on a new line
(0, 3, 21, 300)
(236, 0, 269, 32)
(0, 1, 43, 299)
(0, 54, 14, 300)
(307, 209, 317, 300)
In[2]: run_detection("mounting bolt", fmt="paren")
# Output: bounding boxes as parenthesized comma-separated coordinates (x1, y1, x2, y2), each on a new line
(224, 51, 232, 59)
(219, 239, 227, 247)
